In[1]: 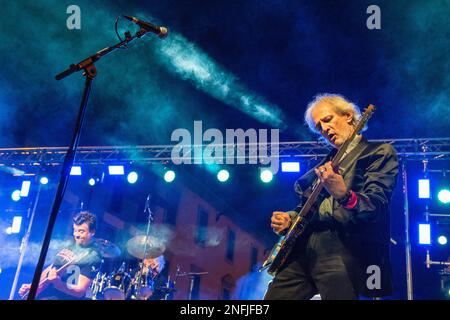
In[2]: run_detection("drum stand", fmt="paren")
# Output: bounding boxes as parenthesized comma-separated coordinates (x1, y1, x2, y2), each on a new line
(175, 266, 208, 300)
(425, 250, 450, 268)
(90, 259, 105, 300)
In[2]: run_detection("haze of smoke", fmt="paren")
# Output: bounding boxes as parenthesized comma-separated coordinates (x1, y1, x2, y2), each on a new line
(185, 224, 226, 248)
(0, 1, 123, 146)
(163, 224, 226, 257)
(198, 226, 225, 247)
(154, 32, 287, 130)
(378, 0, 450, 136)
(0, 223, 73, 269)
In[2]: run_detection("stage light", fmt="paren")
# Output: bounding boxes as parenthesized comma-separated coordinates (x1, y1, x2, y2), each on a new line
(281, 162, 300, 173)
(438, 236, 448, 246)
(11, 190, 21, 202)
(88, 178, 96, 186)
(108, 165, 125, 175)
(127, 171, 139, 184)
(418, 179, 430, 199)
(6, 227, 12, 235)
(40, 177, 49, 185)
(418, 223, 431, 245)
(217, 169, 230, 182)
(11, 216, 22, 234)
(437, 189, 450, 204)
(70, 166, 82, 176)
(260, 169, 273, 183)
(20, 180, 31, 197)
(164, 170, 176, 183)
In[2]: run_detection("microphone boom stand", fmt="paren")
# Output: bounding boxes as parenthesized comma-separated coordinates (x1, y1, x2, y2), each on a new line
(27, 28, 153, 300)
(135, 195, 154, 300)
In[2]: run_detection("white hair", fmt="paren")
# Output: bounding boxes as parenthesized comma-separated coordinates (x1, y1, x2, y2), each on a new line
(304, 93, 366, 134)
(154, 255, 166, 273)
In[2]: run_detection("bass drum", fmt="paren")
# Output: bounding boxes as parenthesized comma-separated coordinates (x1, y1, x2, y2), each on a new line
(103, 271, 131, 300)
(128, 271, 155, 300)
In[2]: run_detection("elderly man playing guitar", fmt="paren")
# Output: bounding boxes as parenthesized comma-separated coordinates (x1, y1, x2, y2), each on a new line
(264, 94, 398, 300)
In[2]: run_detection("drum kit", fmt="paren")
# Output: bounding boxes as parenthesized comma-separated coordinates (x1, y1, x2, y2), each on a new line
(89, 236, 175, 300)
(88, 195, 206, 300)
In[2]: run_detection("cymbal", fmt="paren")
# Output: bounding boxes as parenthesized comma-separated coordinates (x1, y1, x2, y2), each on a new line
(126, 235, 165, 259)
(94, 238, 121, 258)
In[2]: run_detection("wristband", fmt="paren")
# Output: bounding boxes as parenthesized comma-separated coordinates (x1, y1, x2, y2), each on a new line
(343, 191, 358, 209)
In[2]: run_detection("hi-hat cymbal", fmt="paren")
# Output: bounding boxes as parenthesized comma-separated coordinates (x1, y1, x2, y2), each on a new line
(126, 235, 165, 259)
(94, 238, 121, 258)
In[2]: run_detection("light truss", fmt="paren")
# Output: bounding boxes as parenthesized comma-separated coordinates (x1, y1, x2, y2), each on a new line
(0, 138, 449, 168)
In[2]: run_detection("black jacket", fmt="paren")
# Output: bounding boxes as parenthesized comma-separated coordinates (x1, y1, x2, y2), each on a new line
(293, 137, 399, 297)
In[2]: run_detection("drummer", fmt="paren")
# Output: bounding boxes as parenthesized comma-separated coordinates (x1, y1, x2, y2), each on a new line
(131, 255, 167, 300)
(19, 211, 101, 300)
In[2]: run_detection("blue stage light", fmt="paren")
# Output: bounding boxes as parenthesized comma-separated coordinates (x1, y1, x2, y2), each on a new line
(70, 166, 82, 176)
(164, 170, 176, 183)
(281, 162, 300, 173)
(418, 223, 431, 245)
(40, 177, 49, 185)
(127, 171, 139, 184)
(418, 179, 430, 199)
(438, 189, 450, 204)
(438, 235, 448, 246)
(217, 169, 230, 182)
(260, 169, 273, 183)
(108, 165, 125, 175)
(11, 190, 21, 202)
(88, 178, 96, 186)
(20, 181, 31, 197)
(11, 216, 22, 234)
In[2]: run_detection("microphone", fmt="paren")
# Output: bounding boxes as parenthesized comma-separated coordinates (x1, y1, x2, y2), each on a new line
(123, 15, 168, 38)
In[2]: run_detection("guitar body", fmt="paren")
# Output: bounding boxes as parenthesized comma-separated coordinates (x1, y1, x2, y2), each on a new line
(263, 214, 312, 276)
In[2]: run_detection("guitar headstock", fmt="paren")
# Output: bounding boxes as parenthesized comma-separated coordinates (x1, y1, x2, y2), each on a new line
(365, 104, 376, 113)
(355, 104, 376, 133)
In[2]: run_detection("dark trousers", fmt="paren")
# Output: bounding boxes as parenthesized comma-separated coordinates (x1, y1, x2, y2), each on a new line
(264, 228, 361, 300)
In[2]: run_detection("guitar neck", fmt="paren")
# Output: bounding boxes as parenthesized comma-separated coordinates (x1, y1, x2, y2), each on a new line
(286, 180, 323, 236)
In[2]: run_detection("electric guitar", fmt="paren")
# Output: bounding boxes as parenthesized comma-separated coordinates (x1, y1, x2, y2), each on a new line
(260, 105, 375, 276)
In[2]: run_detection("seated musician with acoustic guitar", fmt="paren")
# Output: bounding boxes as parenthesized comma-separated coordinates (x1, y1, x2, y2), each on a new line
(19, 211, 101, 300)
(265, 94, 399, 300)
